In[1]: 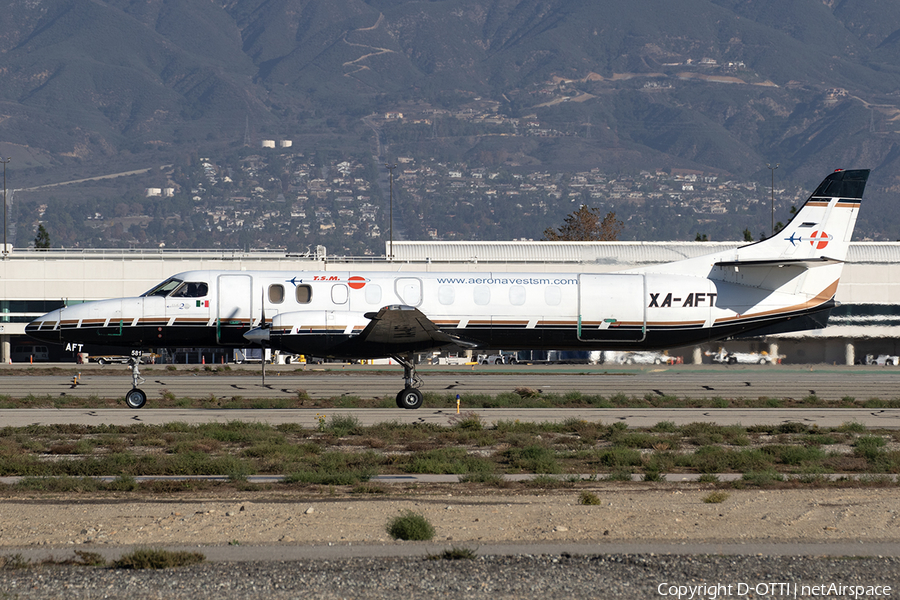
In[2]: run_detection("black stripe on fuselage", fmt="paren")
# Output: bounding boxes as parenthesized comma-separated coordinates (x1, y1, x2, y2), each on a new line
(33, 301, 834, 356)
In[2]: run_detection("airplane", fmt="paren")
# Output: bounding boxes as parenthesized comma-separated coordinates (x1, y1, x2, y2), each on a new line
(26, 168, 870, 410)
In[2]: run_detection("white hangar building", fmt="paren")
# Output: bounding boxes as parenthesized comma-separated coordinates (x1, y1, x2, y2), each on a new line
(0, 241, 898, 365)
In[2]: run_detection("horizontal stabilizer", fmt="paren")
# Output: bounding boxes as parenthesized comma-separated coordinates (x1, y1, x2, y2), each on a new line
(715, 257, 843, 269)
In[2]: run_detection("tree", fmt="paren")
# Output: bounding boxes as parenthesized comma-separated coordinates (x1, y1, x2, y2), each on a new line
(742, 228, 753, 242)
(542, 206, 623, 241)
(34, 224, 50, 250)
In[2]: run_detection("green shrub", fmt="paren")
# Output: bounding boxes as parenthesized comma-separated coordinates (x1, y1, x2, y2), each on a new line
(427, 547, 477, 560)
(504, 445, 560, 474)
(285, 467, 374, 485)
(106, 474, 138, 492)
(328, 414, 361, 436)
(610, 432, 659, 448)
(386, 511, 435, 541)
(643, 469, 664, 482)
(70, 551, 107, 566)
(605, 469, 634, 481)
(452, 413, 484, 430)
(579, 491, 602, 505)
(406, 447, 493, 475)
(703, 491, 730, 504)
(350, 483, 387, 494)
(762, 444, 825, 465)
(458, 472, 502, 484)
(595, 447, 642, 468)
(775, 422, 809, 434)
(113, 548, 204, 569)
(0, 554, 29, 569)
(741, 470, 784, 486)
(837, 422, 867, 434)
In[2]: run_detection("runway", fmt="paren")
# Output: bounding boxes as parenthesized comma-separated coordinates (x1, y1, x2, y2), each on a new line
(2, 407, 899, 428)
(2, 363, 900, 402)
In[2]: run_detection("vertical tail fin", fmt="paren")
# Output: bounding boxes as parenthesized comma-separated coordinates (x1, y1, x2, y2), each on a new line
(737, 168, 869, 262)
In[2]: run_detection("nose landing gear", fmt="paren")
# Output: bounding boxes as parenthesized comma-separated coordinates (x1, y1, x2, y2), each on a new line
(393, 354, 424, 409)
(124, 356, 147, 409)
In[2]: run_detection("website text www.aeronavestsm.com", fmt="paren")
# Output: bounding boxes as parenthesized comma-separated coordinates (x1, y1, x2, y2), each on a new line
(657, 581, 892, 599)
(435, 277, 578, 286)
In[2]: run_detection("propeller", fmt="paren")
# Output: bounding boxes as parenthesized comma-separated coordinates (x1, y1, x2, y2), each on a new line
(257, 288, 271, 386)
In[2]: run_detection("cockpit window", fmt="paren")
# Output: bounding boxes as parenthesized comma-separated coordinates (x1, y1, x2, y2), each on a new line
(143, 278, 184, 297)
(171, 282, 209, 298)
(142, 278, 208, 298)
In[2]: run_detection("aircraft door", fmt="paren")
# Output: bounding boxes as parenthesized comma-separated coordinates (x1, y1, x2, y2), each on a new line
(217, 274, 253, 344)
(577, 274, 646, 342)
(395, 277, 422, 306)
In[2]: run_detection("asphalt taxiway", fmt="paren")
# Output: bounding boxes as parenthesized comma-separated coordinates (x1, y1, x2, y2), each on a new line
(1, 362, 898, 402)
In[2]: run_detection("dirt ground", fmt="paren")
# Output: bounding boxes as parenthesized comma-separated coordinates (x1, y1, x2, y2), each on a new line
(1, 485, 898, 548)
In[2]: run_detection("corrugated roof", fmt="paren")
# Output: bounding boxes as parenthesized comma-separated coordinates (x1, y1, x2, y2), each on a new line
(391, 241, 900, 265)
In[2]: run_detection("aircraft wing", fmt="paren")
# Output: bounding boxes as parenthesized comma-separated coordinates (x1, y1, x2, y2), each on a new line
(360, 305, 479, 348)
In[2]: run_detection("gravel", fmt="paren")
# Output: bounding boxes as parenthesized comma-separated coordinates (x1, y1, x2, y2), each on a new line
(1, 554, 897, 599)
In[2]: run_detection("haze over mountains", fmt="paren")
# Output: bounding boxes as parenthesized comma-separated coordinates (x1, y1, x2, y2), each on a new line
(2, 0, 900, 246)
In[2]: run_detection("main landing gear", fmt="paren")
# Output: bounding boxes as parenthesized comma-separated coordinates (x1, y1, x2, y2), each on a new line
(124, 356, 147, 409)
(393, 354, 424, 409)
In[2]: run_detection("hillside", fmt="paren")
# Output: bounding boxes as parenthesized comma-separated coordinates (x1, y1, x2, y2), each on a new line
(2, 0, 900, 247)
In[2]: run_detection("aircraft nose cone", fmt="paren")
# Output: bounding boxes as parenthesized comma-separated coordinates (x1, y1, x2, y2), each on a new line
(243, 327, 270, 345)
(25, 309, 62, 344)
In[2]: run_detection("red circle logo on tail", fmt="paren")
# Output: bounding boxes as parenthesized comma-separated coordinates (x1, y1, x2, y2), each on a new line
(809, 230, 831, 249)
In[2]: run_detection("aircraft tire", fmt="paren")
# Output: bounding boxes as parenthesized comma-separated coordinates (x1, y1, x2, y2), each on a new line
(396, 388, 424, 410)
(125, 388, 147, 409)
(98, 358, 107, 366)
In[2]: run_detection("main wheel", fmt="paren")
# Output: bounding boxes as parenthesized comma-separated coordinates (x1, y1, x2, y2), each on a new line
(758, 358, 767, 365)
(98, 358, 108, 366)
(125, 388, 147, 409)
(396, 387, 424, 410)
(727, 357, 737, 365)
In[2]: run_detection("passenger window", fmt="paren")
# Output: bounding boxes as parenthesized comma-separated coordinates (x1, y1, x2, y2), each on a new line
(509, 285, 526, 306)
(296, 285, 312, 304)
(545, 286, 561, 306)
(268, 284, 285, 304)
(332, 284, 348, 304)
(438, 285, 455, 305)
(474, 285, 491, 306)
(365, 283, 382, 304)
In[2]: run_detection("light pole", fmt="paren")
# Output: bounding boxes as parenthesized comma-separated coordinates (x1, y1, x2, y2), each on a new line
(767, 162, 779, 236)
(1, 157, 9, 256)
(385, 162, 397, 261)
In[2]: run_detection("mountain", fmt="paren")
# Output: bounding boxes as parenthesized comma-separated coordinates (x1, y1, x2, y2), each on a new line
(2, 0, 900, 243)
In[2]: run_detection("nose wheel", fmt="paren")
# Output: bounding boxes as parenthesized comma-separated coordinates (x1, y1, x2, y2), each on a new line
(393, 354, 424, 409)
(125, 388, 147, 409)
(124, 355, 147, 409)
